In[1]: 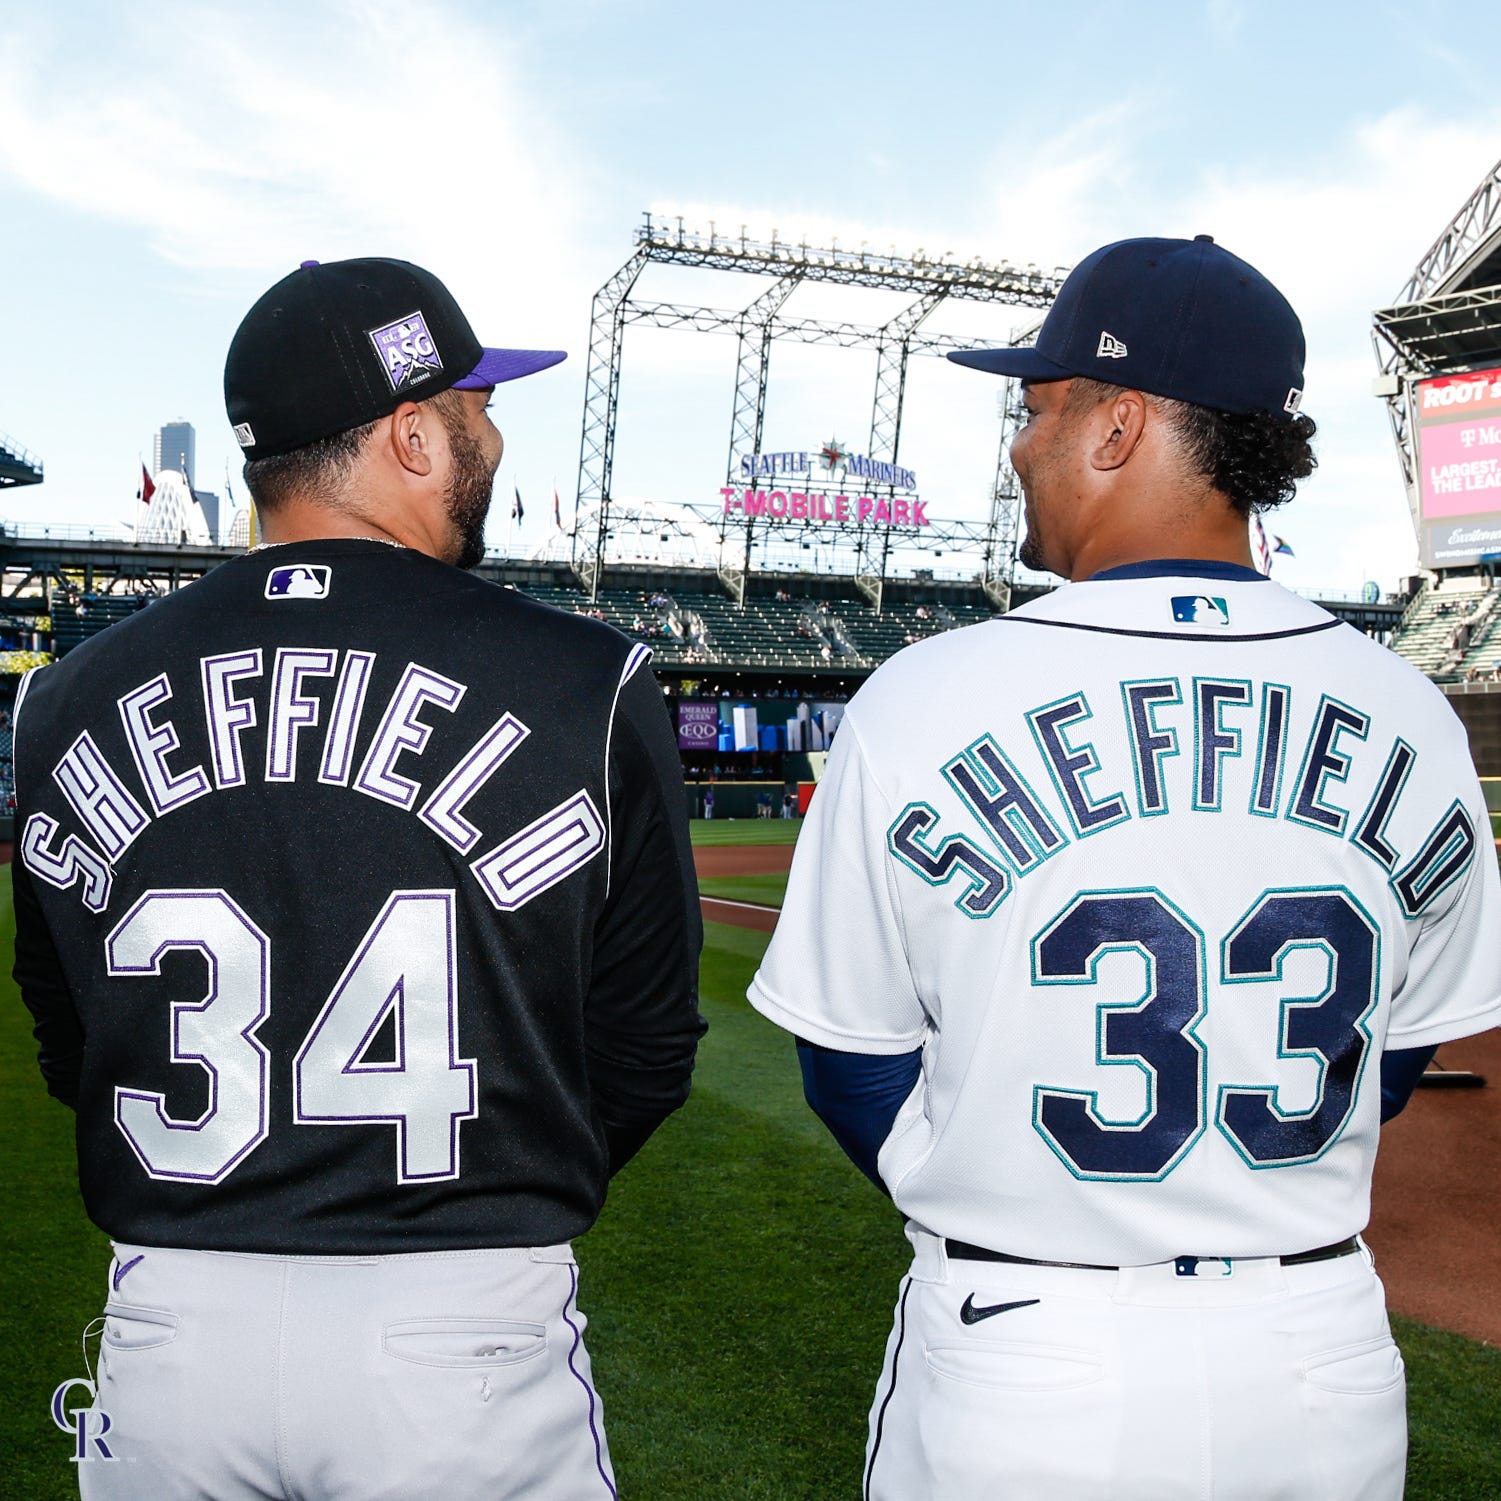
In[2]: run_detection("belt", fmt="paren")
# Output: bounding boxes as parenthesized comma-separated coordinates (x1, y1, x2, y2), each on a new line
(944, 1237, 1360, 1273)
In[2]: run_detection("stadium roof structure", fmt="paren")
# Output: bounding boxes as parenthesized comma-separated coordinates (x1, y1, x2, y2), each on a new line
(0, 430, 44, 488)
(1372, 155, 1501, 531)
(136, 470, 213, 547)
(573, 214, 1065, 611)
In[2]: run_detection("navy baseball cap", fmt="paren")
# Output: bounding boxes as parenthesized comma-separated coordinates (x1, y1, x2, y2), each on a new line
(225, 257, 567, 460)
(949, 235, 1306, 419)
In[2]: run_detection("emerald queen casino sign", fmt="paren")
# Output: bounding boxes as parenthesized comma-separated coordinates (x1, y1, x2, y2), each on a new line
(720, 438, 930, 529)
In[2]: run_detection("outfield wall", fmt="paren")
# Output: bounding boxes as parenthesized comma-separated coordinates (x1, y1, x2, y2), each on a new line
(1441, 684, 1501, 778)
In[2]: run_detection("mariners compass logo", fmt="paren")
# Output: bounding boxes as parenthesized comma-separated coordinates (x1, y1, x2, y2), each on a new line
(815, 437, 850, 478)
(369, 311, 444, 392)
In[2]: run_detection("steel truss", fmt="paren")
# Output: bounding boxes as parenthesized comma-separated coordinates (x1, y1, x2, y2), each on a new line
(574, 214, 1066, 604)
(1371, 156, 1501, 541)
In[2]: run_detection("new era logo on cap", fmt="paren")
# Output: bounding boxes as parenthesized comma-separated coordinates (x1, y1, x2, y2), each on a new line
(266, 564, 332, 600)
(1171, 595, 1230, 628)
(369, 311, 444, 392)
(232, 422, 255, 448)
(1097, 330, 1128, 359)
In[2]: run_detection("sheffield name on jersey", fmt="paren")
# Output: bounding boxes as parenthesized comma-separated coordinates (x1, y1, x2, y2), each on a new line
(24, 641, 604, 919)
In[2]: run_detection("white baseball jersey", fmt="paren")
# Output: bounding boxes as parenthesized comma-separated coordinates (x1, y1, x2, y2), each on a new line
(750, 566, 1501, 1266)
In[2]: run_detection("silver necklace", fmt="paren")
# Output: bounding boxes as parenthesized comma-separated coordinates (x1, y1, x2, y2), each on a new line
(247, 536, 408, 554)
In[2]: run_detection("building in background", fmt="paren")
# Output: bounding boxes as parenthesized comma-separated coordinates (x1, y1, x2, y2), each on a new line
(154, 421, 195, 489)
(151, 420, 221, 540)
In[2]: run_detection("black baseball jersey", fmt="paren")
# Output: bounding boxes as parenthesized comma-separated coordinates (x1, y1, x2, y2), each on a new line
(12, 538, 704, 1253)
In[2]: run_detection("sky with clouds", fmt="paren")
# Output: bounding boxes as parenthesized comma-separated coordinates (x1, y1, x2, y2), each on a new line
(2, 0, 1499, 593)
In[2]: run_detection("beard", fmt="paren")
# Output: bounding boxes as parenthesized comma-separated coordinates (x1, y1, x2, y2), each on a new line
(1017, 497, 1047, 573)
(439, 407, 499, 570)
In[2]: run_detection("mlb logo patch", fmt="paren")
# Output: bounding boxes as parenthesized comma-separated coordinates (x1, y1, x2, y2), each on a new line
(368, 310, 444, 392)
(1171, 595, 1230, 628)
(266, 564, 332, 600)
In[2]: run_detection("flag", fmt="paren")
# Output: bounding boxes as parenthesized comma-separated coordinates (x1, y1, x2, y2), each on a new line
(1250, 513, 1272, 575)
(553, 481, 562, 530)
(512, 485, 524, 523)
(1271, 534, 1294, 558)
(139, 462, 156, 507)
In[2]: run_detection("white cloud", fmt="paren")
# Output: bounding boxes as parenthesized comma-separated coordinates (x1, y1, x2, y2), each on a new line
(0, 0, 588, 333)
(971, 104, 1501, 588)
(1206, 0, 1244, 43)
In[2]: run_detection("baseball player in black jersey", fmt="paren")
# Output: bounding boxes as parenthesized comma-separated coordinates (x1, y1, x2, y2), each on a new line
(12, 257, 704, 1499)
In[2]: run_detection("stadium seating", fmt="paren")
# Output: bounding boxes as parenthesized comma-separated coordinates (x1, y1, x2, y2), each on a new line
(49, 594, 151, 655)
(510, 579, 1000, 671)
(1386, 577, 1497, 679)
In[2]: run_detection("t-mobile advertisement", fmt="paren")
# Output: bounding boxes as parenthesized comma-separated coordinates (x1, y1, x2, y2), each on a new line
(1415, 366, 1501, 567)
(677, 701, 720, 749)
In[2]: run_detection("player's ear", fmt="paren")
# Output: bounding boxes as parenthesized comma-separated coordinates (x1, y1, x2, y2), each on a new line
(1090, 390, 1148, 472)
(386, 401, 435, 479)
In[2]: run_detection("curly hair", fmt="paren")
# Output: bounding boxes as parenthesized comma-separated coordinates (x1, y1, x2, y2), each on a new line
(1065, 378, 1317, 516)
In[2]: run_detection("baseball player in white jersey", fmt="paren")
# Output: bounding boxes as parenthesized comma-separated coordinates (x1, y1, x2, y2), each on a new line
(749, 235, 1501, 1500)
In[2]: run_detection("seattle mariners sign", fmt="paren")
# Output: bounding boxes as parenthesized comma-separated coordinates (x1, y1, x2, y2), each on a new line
(723, 437, 930, 529)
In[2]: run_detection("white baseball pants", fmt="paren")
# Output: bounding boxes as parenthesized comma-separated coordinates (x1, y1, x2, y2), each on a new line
(77, 1241, 617, 1501)
(864, 1227, 1405, 1501)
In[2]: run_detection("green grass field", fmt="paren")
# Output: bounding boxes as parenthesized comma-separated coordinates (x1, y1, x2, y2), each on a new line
(696, 872, 789, 907)
(3, 847, 1500, 1497)
(689, 818, 802, 847)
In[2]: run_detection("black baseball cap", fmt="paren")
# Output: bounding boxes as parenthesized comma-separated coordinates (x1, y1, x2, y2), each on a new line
(949, 235, 1306, 419)
(225, 257, 567, 460)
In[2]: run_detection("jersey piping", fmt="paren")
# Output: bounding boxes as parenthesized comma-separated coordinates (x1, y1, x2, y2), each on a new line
(992, 615, 1348, 644)
(601, 644, 655, 900)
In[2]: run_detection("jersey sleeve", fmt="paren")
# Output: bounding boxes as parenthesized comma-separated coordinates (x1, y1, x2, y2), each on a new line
(749, 713, 926, 1053)
(11, 847, 84, 1109)
(9, 667, 85, 1109)
(583, 657, 706, 1171)
(1386, 774, 1501, 1050)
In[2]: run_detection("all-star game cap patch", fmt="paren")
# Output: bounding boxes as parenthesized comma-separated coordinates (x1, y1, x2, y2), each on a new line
(368, 311, 443, 392)
(266, 564, 332, 600)
(1171, 595, 1231, 628)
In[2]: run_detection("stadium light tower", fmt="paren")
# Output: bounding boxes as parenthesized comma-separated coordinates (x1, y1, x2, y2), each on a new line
(574, 214, 1067, 606)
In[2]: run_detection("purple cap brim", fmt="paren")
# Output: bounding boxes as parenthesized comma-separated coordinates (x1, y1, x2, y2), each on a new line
(453, 347, 567, 390)
(947, 347, 1075, 381)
